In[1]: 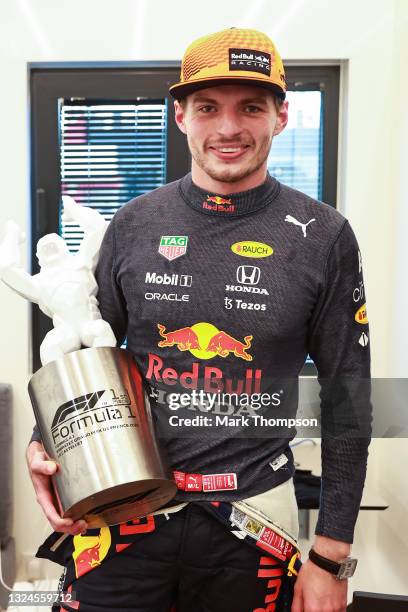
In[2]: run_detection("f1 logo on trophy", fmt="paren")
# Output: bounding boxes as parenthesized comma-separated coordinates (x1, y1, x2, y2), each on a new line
(0, 197, 176, 527)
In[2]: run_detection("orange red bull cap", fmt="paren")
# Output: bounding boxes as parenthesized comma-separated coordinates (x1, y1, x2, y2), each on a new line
(169, 27, 286, 100)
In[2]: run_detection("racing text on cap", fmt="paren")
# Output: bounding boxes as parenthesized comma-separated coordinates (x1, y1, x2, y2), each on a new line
(229, 48, 271, 76)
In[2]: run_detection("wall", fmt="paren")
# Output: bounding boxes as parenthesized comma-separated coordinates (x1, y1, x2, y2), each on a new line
(0, 0, 406, 596)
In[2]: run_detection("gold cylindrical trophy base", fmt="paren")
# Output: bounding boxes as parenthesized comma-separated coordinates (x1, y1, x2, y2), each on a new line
(28, 347, 176, 527)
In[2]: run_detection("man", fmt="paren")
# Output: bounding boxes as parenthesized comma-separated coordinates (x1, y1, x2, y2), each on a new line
(27, 28, 371, 612)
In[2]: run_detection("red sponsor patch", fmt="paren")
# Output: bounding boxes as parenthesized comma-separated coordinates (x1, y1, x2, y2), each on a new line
(173, 471, 237, 492)
(202, 473, 237, 491)
(173, 470, 186, 490)
(185, 474, 203, 491)
(256, 528, 293, 562)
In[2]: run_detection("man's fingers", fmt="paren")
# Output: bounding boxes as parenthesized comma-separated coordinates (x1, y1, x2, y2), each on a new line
(30, 451, 58, 475)
(37, 489, 88, 535)
(37, 489, 89, 535)
(28, 447, 88, 535)
(38, 491, 72, 529)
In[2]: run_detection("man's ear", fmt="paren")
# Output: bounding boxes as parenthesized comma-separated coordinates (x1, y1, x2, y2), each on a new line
(273, 99, 289, 136)
(174, 100, 187, 135)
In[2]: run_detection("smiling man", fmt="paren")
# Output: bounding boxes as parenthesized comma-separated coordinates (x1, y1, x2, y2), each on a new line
(176, 86, 286, 189)
(28, 28, 371, 612)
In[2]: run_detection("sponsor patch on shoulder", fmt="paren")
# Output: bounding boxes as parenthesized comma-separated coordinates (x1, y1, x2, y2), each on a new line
(355, 303, 368, 324)
(358, 331, 369, 347)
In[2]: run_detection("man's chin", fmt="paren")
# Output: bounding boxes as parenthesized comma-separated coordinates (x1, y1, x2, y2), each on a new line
(202, 162, 256, 184)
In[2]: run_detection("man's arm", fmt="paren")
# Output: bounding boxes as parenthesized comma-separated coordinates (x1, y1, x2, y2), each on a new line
(292, 220, 371, 612)
(308, 220, 372, 545)
(93, 213, 128, 343)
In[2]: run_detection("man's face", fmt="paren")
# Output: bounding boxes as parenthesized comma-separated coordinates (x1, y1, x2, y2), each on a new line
(174, 84, 288, 187)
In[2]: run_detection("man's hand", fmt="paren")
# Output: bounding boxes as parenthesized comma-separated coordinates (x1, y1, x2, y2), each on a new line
(291, 535, 350, 611)
(26, 441, 88, 536)
(291, 559, 347, 612)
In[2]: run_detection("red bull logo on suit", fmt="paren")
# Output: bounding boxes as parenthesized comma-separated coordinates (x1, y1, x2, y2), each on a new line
(72, 526, 111, 578)
(157, 322, 253, 361)
(202, 195, 235, 213)
(147, 322, 261, 394)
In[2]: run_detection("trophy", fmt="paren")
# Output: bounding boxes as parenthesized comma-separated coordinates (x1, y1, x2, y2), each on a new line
(0, 197, 176, 527)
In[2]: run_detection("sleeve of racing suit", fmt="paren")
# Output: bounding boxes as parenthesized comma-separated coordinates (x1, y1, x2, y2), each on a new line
(29, 217, 128, 445)
(307, 219, 372, 544)
(30, 424, 42, 444)
(93, 215, 128, 345)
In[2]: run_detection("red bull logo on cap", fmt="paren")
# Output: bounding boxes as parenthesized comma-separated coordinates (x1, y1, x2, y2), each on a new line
(157, 322, 253, 362)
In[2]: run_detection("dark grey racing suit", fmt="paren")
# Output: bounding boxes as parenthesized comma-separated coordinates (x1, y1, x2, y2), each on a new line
(32, 172, 371, 611)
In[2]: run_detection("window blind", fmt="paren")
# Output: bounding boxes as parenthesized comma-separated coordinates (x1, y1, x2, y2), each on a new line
(268, 91, 323, 200)
(59, 101, 167, 252)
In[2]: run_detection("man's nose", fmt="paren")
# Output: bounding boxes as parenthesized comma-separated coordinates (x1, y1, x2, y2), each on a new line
(215, 110, 243, 139)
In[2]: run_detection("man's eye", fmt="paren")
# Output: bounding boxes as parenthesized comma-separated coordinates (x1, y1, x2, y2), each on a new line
(245, 105, 262, 113)
(199, 105, 216, 113)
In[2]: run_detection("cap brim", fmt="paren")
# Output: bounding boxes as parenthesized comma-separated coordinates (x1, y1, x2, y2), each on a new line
(169, 76, 286, 100)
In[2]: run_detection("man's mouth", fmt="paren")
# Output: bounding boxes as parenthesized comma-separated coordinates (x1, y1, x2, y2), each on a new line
(208, 144, 250, 161)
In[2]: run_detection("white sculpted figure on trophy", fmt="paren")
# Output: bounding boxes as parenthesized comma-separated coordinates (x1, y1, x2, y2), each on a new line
(0, 195, 116, 365)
